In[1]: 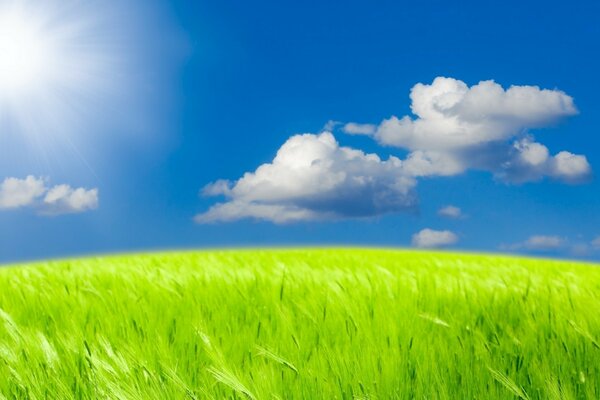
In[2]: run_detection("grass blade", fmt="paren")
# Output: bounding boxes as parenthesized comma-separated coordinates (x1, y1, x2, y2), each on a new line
(488, 367, 529, 400)
(207, 366, 256, 400)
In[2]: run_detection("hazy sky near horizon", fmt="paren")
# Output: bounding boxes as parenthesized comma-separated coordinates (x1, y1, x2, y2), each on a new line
(1, 0, 600, 263)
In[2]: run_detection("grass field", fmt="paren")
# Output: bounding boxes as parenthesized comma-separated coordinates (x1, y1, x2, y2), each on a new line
(0, 249, 599, 399)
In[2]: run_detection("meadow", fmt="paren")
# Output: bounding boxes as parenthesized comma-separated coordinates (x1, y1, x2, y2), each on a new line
(0, 249, 599, 399)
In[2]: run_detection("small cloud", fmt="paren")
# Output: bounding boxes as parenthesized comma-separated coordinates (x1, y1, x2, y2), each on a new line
(438, 205, 462, 219)
(569, 243, 591, 257)
(342, 122, 377, 135)
(0, 176, 98, 216)
(592, 236, 600, 249)
(523, 235, 564, 250)
(322, 120, 341, 132)
(412, 228, 458, 248)
(201, 179, 232, 197)
(503, 235, 565, 252)
(42, 185, 99, 215)
(499, 139, 592, 184)
(551, 151, 592, 183)
(0, 176, 47, 209)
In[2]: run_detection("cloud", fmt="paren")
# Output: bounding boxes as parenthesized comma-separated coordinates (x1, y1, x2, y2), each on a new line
(196, 132, 418, 223)
(523, 235, 564, 250)
(198, 77, 592, 224)
(497, 138, 592, 183)
(0, 176, 98, 215)
(0, 176, 46, 209)
(42, 185, 99, 215)
(401, 150, 464, 177)
(438, 205, 462, 219)
(322, 120, 342, 132)
(346, 77, 590, 183)
(504, 235, 565, 251)
(569, 243, 591, 257)
(412, 228, 458, 248)
(502, 235, 600, 256)
(552, 151, 592, 182)
(374, 77, 577, 151)
(343, 122, 377, 135)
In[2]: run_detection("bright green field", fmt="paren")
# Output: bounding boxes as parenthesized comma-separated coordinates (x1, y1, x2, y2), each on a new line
(1, 249, 600, 399)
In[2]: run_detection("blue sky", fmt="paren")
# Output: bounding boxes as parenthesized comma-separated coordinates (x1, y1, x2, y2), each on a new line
(1, 0, 600, 263)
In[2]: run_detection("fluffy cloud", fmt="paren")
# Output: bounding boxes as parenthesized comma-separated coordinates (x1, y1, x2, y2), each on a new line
(0, 176, 47, 209)
(412, 228, 458, 248)
(347, 77, 591, 184)
(42, 184, 99, 215)
(198, 77, 592, 224)
(196, 132, 418, 223)
(0, 176, 98, 215)
(497, 138, 591, 183)
(592, 236, 600, 249)
(374, 77, 576, 150)
(438, 205, 462, 219)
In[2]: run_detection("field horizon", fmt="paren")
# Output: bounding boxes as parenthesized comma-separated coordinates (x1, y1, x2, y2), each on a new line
(4, 247, 596, 271)
(1, 249, 599, 399)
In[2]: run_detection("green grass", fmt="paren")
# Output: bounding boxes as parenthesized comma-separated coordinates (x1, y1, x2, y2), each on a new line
(0, 249, 600, 399)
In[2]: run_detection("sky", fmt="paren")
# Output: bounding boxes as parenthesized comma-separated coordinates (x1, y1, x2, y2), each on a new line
(1, 0, 600, 263)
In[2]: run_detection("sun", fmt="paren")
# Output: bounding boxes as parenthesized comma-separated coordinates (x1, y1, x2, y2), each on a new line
(0, 0, 168, 164)
(0, 7, 53, 94)
(0, 0, 118, 149)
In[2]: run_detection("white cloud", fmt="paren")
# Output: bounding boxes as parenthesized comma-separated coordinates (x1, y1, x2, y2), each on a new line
(322, 120, 342, 132)
(42, 185, 98, 215)
(412, 228, 458, 248)
(374, 77, 577, 151)
(198, 77, 592, 224)
(438, 205, 462, 219)
(503, 235, 600, 255)
(523, 235, 564, 250)
(506, 235, 565, 251)
(570, 243, 591, 257)
(343, 122, 377, 135)
(0, 176, 46, 209)
(401, 150, 465, 177)
(346, 77, 590, 183)
(196, 132, 418, 223)
(195, 202, 323, 224)
(201, 179, 232, 197)
(551, 151, 592, 182)
(0, 176, 98, 215)
(497, 138, 592, 184)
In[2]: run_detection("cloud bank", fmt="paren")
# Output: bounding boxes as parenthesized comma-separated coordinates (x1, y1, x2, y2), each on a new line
(0, 176, 98, 215)
(198, 77, 591, 223)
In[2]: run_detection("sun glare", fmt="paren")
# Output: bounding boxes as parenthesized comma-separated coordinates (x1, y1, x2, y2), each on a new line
(0, 9, 51, 93)
(0, 0, 168, 164)
(0, 0, 122, 150)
